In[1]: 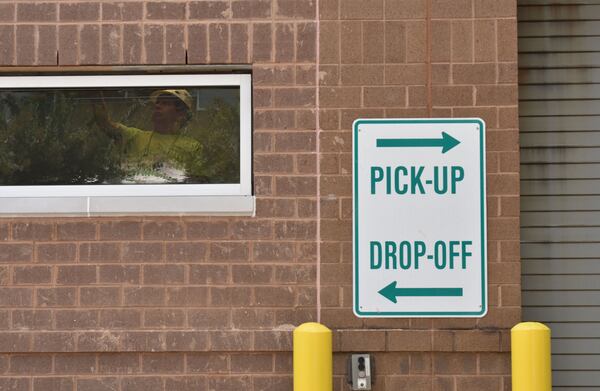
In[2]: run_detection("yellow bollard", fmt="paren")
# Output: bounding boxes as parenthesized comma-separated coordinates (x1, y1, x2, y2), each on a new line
(293, 322, 332, 391)
(511, 322, 552, 391)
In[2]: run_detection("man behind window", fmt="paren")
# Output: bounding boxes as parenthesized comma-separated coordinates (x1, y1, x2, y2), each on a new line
(94, 89, 204, 183)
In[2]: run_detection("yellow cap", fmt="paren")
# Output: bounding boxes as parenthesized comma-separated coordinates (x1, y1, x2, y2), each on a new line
(150, 89, 193, 111)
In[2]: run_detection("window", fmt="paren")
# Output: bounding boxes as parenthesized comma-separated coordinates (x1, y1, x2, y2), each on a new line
(0, 73, 253, 215)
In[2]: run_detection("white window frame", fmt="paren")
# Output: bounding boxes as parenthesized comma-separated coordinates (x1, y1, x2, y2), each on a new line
(0, 73, 254, 216)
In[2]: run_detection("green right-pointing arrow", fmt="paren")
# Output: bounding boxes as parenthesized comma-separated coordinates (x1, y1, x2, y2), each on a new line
(378, 281, 463, 304)
(376, 131, 460, 153)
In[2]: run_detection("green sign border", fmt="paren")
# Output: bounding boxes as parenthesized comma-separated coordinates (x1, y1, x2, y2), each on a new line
(353, 118, 487, 317)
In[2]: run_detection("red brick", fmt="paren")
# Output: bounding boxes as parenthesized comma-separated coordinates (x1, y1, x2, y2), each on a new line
(456, 377, 501, 391)
(319, 22, 339, 64)
(57, 222, 96, 241)
(79, 243, 120, 263)
(122, 376, 163, 391)
(143, 265, 185, 284)
(16, 25, 35, 65)
(146, 2, 186, 19)
(231, 353, 273, 373)
(433, 352, 476, 374)
(77, 378, 119, 391)
(12, 223, 53, 241)
(99, 309, 141, 329)
(340, 0, 383, 19)
(454, 331, 500, 351)
(54, 353, 96, 374)
(142, 221, 183, 240)
(452, 20, 473, 62)
(253, 23, 272, 62)
(100, 221, 141, 240)
(0, 4, 14, 22)
(34, 377, 73, 391)
(477, 85, 518, 106)
(232, 308, 275, 329)
(101, 24, 121, 64)
(255, 154, 294, 174)
(480, 352, 511, 374)
(233, 265, 272, 284)
(320, 0, 339, 19)
(497, 20, 517, 62)
(253, 242, 295, 261)
(144, 309, 185, 328)
(190, 1, 230, 19)
(386, 376, 432, 390)
(186, 221, 228, 239)
(209, 287, 251, 307)
(431, 21, 450, 62)
(144, 24, 164, 64)
(12, 310, 52, 329)
(0, 379, 29, 391)
(165, 242, 206, 262)
(13, 266, 51, 285)
(388, 331, 432, 351)
(232, 0, 271, 18)
(475, 20, 496, 62)
(80, 287, 121, 307)
(275, 23, 294, 62)
(339, 21, 361, 64)
(432, 86, 473, 106)
(209, 242, 249, 261)
(188, 24, 208, 63)
(102, 2, 144, 21)
(274, 221, 316, 240)
(453, 63, 497, 85)
(210, 331, 253, 351)
(231, 23, 249, 62)
(80, 24, 100, 64)
(17, 3, 56, 22)
(275, 177, 317, 196)
(0, 26, 15, 64)
(209, 23, 229, 62)
(36, 288, 76, 307)
(297, 22, 316, 62)
(475, 0, 516, 17)
(60, 3, 100, 21)
(37, 243, 76, 263)
(98, 353, 140, 374)
(187, 353, 229, 373)
(122, 242, 163, 262)
(276, 0, 316, 19)
(55, 309, 98, 329)
(0, 244, 33, 263)
(57, 265, 96, 285)
(99, 265, 140, 284)
(189, 265, 229, 284)
(385, 64, 427, 85)
(274, 133, 316, 152)
(189, 308, 231, 329)
(10, 355, 52, 374)
(58, 25, 78, 65)
(32, 333, 74, 352)
(124, 287, 165, 307)
(166, 25, 186, 64)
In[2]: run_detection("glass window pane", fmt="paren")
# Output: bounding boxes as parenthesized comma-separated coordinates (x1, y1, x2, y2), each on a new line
(0, 87, 241, 185)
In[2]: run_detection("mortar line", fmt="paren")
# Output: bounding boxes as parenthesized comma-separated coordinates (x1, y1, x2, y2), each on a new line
(426, 0, 432, 116)
(315, 0, 322, 324)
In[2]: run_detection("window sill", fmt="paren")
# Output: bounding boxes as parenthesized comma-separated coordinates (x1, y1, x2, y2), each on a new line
(0, 195, 255, 216)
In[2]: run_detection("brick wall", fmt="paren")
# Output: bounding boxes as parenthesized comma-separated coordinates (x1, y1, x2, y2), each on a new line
(0, 1, 519, 390)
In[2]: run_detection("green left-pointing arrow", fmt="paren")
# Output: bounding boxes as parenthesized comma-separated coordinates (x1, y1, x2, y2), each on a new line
(376, 131, 460, 153)
(378, 281, 463, 303)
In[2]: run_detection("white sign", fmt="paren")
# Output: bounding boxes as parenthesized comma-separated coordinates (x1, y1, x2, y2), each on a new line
(353, 119, 487, 317)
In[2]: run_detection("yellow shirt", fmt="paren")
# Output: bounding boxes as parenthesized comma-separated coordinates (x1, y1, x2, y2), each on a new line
(117, 124, 203, 183)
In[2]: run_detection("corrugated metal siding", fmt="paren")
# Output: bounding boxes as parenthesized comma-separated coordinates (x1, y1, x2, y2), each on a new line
(519, 0, 600, 388)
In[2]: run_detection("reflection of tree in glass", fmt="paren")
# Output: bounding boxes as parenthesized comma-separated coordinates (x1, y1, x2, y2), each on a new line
(0, 92, 123, 185)
(186, 98, 240, 184)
